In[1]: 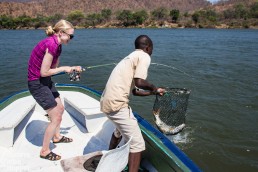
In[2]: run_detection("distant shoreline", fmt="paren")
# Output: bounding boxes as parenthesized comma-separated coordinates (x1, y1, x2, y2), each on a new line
(1, 25, 258, 30)
(1, 1, 257, 31)
(1, 20, 258, 30)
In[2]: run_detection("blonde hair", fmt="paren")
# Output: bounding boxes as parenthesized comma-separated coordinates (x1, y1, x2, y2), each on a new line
(45, 19, 74, 36)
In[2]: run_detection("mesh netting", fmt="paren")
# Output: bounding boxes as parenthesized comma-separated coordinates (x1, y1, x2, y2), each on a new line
(153, 88, 191, 135)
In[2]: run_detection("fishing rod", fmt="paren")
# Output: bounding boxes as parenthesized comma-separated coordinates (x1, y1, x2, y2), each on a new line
(53, 63, 116, 81)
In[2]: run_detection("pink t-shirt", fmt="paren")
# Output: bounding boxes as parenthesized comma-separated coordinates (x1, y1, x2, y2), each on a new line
(28, 35, 62, 81)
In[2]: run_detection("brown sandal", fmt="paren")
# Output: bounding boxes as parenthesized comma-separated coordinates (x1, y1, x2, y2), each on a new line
(45, 114, 50, 121)
(53, 136, 73, 144)
(40, 151, 61, 161)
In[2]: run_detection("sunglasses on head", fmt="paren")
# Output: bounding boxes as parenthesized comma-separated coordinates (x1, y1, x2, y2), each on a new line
(62, 30, 74, 39)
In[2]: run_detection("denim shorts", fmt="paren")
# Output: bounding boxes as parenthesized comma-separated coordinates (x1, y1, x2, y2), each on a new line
(28, 77, 60, 110)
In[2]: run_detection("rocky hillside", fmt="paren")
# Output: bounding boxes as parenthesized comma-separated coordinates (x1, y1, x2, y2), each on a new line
(0, 0, 211, 17)
(216, 0, 256, 5)
(213, 0, 257, 12)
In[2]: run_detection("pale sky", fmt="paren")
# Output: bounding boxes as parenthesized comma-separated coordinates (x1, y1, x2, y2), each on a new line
(207, 0, 220, 3)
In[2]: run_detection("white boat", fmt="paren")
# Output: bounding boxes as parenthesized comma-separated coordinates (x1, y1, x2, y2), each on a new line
(0, 84, 201, 172)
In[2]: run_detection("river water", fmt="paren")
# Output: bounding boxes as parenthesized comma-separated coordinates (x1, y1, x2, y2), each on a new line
(0, 28, 257, 172)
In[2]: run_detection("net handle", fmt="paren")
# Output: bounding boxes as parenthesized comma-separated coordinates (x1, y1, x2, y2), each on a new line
(164, 88, 190, 93)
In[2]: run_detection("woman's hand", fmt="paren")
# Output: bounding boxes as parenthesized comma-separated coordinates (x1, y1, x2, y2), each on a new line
(71, 66, 83, 73)
(63, 66, 82, 73)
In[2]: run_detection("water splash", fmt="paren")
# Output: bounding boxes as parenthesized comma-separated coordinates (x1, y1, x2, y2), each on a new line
(151, 63, 192, 78)
(172, 131, 191, 144)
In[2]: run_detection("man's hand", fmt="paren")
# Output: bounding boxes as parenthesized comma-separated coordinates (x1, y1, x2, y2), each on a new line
(156, 88, 166, 96)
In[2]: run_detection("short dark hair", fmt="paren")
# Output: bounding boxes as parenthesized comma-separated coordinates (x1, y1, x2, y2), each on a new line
(135, 35, 153, 49)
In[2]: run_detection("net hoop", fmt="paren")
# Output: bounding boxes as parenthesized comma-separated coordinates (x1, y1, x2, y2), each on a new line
(164, 88, 191, 95)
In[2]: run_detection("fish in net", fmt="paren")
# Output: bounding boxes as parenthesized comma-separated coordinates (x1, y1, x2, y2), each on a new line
(153, 88, 191, 135)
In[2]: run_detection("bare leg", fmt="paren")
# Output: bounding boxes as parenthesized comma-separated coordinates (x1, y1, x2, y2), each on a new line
(40, 97, 64, 156)
(129, 152, 141, 172)
(109, 133, 122, 150)
(52, 97, 65, 142)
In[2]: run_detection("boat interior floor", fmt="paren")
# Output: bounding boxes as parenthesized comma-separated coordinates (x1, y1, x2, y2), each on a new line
(0, 107, 109, 171)
(0, 94, 157, 172)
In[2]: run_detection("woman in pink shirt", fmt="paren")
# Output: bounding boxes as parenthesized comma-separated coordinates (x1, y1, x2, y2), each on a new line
(28, 19, 81, 161)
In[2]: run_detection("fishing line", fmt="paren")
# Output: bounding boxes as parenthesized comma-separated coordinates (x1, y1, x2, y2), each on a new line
(151, 63, 192, 78)
(84, 63, 117, 70)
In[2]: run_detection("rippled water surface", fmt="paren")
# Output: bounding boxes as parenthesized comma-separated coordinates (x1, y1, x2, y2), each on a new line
(0, 28, 257, 172)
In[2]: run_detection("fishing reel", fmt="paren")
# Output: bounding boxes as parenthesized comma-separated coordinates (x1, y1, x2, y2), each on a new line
(69, 70, 81, 81)
(69, 68, 85, 81)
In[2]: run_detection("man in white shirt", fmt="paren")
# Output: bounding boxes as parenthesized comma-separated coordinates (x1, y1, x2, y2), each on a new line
(100, 35, 165, 172)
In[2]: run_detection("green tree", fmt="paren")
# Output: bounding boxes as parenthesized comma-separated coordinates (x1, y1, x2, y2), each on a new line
(170, 9, 180, 23)
(32, 15, 47, 29)
(234, 3, 249, 19)
(47, 14, 63, 23)
(132, 10, 148, 25)
(192, 12, 200, 25)
(15, 15, 33, 28)
(67, 10, 85, 25)
(151, 7, 168, 20)
(101, 9, 112, 21)
(250, 2, 258, 18)
(223, 9, 235, 19)
(183, 12, 190, 18)
(205, 9, 217, 22)
(86, 13, 103, 27)
(0, 15, 14, 29)
(116, 10, 133, 26)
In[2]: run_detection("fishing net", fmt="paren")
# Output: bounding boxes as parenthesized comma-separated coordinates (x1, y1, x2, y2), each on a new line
(153, 88, 191, 135)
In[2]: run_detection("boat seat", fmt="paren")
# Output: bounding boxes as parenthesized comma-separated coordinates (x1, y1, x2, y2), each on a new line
(0, 96, 36, 147)
(63, 92, 107, 133)
(61, 137, 132, 172)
